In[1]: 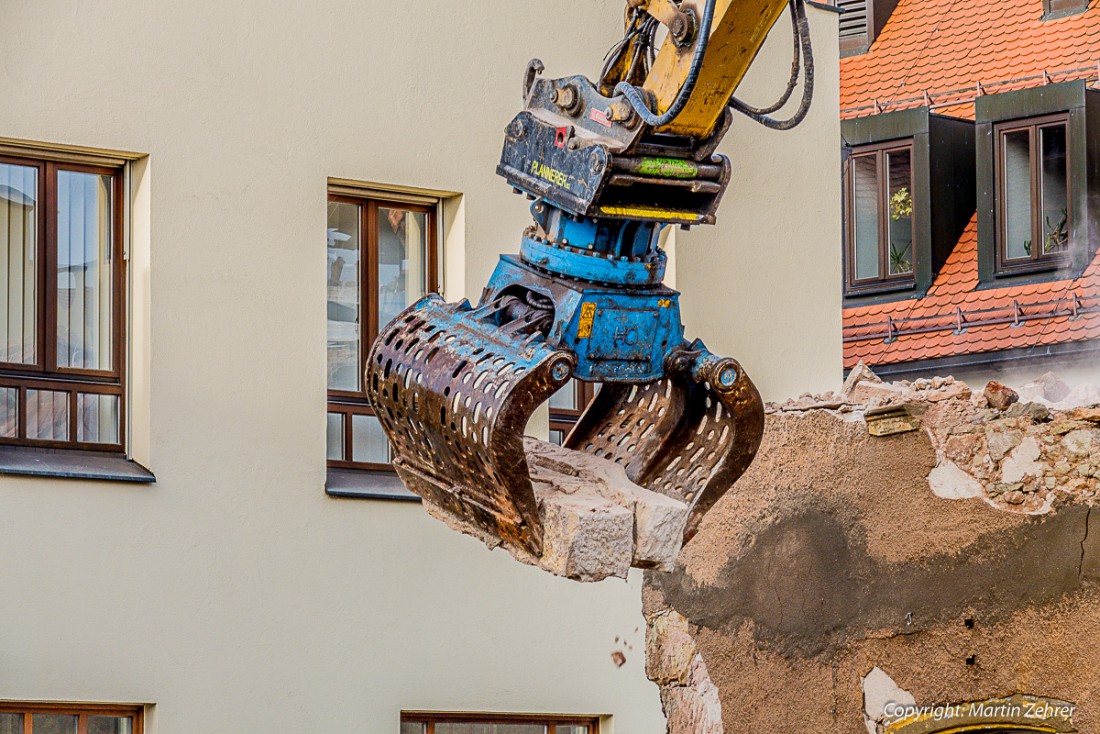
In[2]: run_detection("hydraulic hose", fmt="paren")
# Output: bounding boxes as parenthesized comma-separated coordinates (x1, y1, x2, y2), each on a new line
(728, 0, 814, 130)
(613, 0, 718, 129)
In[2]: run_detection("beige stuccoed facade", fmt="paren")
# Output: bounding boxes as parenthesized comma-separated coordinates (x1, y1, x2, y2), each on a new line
(0, 2, 839, 732)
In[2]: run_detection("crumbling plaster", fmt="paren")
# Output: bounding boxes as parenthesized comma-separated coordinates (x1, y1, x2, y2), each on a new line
(643, 370, 1100, 733)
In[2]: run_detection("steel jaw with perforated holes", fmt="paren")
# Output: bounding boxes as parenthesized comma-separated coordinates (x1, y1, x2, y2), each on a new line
(565, 339, 765, 544)
(366, 294, 576, 557)
(367, 293, 765, 561)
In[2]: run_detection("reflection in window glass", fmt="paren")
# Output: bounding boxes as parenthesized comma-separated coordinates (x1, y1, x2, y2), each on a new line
(26, 388, 69, 441)
(435, 724, 546, 734)
(77, 393, 120, 444)
(0, 714, 22, 734)
(0, 162, 38, 365)
(57, 171, 113, 371)
(558, 727, 591, 734)
(400, 724, 426, 734)
(377, 207, 428, 331)
(327, 201, 361, 392)
(31, 714, 78, 734)
(851, 154, 880, 280)
(1003, 129, 1033, 261)
(549, 429, 566, 446)
(327, 412, 345, 461)
(88, 716, 132, 734)
(886, 149, 913, 275)
(1040, 124, 1069, 255)
(0, 386, 16, 437)
(352, 413, 390, 464)
(549, 380, 577, 411)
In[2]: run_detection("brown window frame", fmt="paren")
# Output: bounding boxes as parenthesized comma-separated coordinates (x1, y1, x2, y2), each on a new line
(548, 380, 598, 446)
(402, 712, 600, 733)
(327, 192, 439, 472)
(0, 155, 126, 452)
(994, 113, 1071, 275)
(844, 139, 916, 294)
(0, 701, 143, 734)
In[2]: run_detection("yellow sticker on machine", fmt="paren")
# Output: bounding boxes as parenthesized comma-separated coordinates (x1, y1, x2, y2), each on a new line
(577, 302, 596, 338)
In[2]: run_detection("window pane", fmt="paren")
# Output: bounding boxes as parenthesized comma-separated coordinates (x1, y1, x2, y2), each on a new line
(549, 429, 566, 446)
(77, 392, 120, 444)
(1040, 124, 1069, 255)
(850, 154, 880, 280)
(378, 207, 429, 331)
(328, 201, 361, 392)
(351, 413, 389, 464)
(26, 388, 69, 441)
(435, 725, 546, 734)
(0, 162, 38, 365)
(31, 714, 77, 734)
(57, 170, 114, 371)
(0, 386, 16, 437)
(88, 717, 132, 734)
(326, 412, 345, 460)
(886, 149, 913, 275)
(549, 380, 577, 411)
(1003, 129, 1033, 260)
(401, 724, 426, 734)
(0, 713, 22, 734)
(558, 727, 590, 734)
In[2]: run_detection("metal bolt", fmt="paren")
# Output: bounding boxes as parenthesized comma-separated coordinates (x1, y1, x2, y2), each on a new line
(550, 360, 571, 382)
(717, 364, 739, 388)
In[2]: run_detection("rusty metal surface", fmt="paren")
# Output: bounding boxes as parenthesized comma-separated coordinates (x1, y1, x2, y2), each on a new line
(566, 342, 764, 542)
(366, 295, 574, 557)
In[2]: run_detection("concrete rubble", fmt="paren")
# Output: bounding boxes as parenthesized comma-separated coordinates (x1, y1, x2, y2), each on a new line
(423, 437, 690, 582)
(643, 364, 1100, 733)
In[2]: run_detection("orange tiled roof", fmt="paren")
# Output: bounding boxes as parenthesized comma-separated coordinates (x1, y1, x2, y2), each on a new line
(841, 0, 1100, 120)
(841, 0, 1100, 370)
(843, 217, 1100, 369)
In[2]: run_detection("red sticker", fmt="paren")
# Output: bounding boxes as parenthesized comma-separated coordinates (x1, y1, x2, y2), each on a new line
(589, 107, 613, 128)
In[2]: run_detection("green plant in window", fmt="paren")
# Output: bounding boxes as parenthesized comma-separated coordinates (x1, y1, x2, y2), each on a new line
(890, 187, 913, 221)
(1023, 239, 1032, 257)
(1042, 208, 1069, 255)
(889, 242, 912, 275)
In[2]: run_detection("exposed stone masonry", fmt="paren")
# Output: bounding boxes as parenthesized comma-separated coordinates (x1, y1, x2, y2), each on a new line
(644, 367, 1100, 734)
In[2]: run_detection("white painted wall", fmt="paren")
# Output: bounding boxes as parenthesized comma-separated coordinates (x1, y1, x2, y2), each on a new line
(678, 6, 844, 401)
(0, 2, 839, 732)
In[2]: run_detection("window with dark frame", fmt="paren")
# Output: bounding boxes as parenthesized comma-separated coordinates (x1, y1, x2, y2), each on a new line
(326, 191, 438, 471)
(548, 379, 599, 446)
(845, 141, 915, 292)
(0, 702, 142, 734)
(401, 712, 599, 734)
(995, 114, 1071, 273)
(0, 155, 126, 451)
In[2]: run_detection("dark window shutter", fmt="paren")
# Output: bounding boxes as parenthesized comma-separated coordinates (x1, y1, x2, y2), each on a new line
(838, 0, 869, 39)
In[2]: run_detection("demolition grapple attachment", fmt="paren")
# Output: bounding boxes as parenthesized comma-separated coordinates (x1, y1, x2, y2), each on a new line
(366, 0, 814, 567)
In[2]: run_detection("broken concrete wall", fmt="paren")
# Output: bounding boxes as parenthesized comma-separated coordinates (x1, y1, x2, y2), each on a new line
(644, 372, 1100, 733)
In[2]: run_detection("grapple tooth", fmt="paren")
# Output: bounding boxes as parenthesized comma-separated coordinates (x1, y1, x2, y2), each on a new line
(366, 294, 575, 557)
(565, 358, 764, 543)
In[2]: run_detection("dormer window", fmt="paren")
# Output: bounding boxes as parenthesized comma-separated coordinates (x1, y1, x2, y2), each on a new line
(996, 115, 1070, 272)
(842, 108, 976, 301)
(846, 142, 915, 289)
(976, 81, 1099, 283)
(1043, 0, 1089, 19)
(838, 0, 901, 56)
